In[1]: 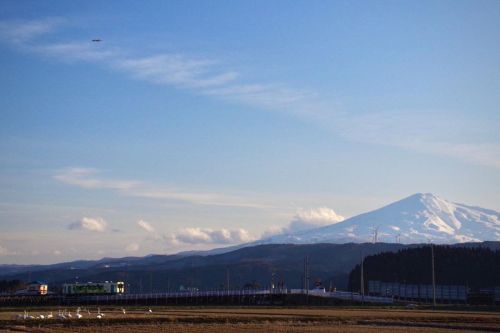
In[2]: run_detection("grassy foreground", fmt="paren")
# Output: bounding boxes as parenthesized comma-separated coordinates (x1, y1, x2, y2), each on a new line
(0, 306, 499, 333)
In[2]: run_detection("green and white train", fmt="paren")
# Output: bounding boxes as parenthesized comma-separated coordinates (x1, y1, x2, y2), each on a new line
(62, 281, 125, 295)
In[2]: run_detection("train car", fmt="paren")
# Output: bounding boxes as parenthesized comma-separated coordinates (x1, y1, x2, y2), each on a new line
(62, 281, 125, 295)
(14, 281, 48, 296)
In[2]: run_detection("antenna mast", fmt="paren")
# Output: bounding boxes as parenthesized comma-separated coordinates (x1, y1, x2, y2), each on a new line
(372, 226, 379, 243)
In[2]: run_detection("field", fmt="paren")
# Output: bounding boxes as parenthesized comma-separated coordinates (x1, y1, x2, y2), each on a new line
(0, 307, 499, 333)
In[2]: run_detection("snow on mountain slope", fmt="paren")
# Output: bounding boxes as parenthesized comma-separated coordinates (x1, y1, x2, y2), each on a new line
(260, 193, 500, 244)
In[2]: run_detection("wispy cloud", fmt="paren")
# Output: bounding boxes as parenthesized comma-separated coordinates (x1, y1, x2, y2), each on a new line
(337, 111, 500, 168)
(68, 217, 107, 232)
(116, 55, 238, 89)
(0, 18, 64, 43)
(0, 18, 310, 115)
(125, 243, 140, 252)
(54, 167, 139, 190)
(410, 142, 500, 169)
(1, 17, 498, 168)
(0, 244, 10, 256)
(54, 167, 273, 209)
(36, 42, 117, 62)
(203, 83, 316, 113)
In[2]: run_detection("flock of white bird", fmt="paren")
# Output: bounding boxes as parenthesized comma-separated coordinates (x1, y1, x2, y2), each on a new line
(14, 307, 154, 320)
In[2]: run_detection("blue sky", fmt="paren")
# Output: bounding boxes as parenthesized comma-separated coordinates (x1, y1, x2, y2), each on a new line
(1, 0, 499, 264)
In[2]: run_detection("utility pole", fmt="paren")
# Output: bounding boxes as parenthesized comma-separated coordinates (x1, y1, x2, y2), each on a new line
(360, 253, 365, 304)
(395, 233, 401, 244)
(306, 256, 310, 295)
(431, 243, 436, 307)
(303, 256, 309, 302)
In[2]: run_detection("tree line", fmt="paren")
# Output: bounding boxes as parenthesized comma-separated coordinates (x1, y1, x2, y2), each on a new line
(348, 245, 500, 292)
(0, 279, 26, 293)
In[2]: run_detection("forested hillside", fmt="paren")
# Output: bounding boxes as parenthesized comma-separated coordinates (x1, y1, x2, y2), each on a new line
(348, 245, 500, 291)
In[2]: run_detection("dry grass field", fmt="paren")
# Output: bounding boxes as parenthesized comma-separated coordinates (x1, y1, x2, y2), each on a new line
(0, 307, 499, 333)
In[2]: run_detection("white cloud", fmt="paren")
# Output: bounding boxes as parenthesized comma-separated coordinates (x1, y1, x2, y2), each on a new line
(171, 227, 255, 245)
(125, 243, 140, 252)
(68, 217, 107, 232)
(137, 219, 155, 233)
(265, 207, 345, 237)
(53, 250, 62, 256)
(289, 207, 344, 232)
(294, 207, 345, 224)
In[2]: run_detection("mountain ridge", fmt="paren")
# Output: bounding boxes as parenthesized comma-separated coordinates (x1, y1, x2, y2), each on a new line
(1, 242, 499, 292)
(256, 193, 500, 245)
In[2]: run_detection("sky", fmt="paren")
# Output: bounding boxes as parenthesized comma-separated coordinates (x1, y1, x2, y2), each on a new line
(0, 0, 499, 264)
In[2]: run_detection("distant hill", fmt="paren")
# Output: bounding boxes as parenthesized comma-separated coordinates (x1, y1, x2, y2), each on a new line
(2, 242, 499, 292)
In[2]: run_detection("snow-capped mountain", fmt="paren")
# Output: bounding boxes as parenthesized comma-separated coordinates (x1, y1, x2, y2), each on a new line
(260, 193, 500, 244)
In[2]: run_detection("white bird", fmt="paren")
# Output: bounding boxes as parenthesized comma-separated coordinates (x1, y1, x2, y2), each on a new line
(147, 308, 153, 314)
(57, 310, 66, 320)
(96, 314, 102, 319)
(97, 307, 105, 317)
(16, 311, 27, 320)
(47, 312, 53, 319)
(39, 314, 45, 319)
(121, 308, 126, 315)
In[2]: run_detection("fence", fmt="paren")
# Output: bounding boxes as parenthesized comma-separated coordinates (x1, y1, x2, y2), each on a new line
(368, 280, 468, 302)
(0, 288, 393, 306)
